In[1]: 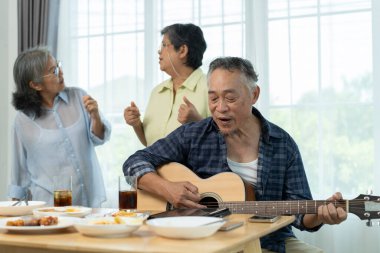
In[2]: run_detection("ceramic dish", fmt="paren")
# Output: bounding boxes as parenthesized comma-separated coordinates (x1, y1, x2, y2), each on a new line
(73, 216, 142, 238)
(33, 206, 92, 218)
(0, 216, 74, 233)
(0, 201, 46, 216)
(146, 216, 226, 239)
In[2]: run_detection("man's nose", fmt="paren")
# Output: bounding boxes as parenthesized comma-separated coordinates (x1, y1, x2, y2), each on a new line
(216, 99, 228, 111)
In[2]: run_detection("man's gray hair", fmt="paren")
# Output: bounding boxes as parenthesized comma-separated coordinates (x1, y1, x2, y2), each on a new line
(207, 57, 258, 92)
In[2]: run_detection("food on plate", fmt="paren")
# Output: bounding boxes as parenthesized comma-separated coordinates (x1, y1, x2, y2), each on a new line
(39, 208, 57, 212)
(6, 216, 58, 226)
(112, 210, 137, 217)
(92, 216, 124, 225)
(90, 216, 143, 226)
(40, 216, 59, 226)
(38, 207, 80, 213)
(5, 219, 26, 226)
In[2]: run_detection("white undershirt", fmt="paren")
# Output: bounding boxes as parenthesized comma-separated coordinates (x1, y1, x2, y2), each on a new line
(227, 158, 258, 186)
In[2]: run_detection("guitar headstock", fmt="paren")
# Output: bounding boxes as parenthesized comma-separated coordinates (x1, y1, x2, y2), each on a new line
(349, 194, 380, 223)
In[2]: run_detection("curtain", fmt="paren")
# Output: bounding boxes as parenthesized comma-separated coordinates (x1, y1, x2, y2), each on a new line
(18, 0, 60, 55)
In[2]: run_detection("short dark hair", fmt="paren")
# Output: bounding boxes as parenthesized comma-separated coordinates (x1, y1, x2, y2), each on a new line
(12, 47, 50, 117)
(161, 23, 207, 69)
(207, 57, 259, 92)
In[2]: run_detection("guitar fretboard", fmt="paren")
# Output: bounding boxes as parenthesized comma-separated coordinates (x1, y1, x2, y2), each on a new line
(220, 200, 347, 215)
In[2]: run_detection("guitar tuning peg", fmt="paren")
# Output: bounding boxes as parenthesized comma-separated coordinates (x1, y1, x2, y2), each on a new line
(366, 220, 374, 227)
(366, 188, 373, 195)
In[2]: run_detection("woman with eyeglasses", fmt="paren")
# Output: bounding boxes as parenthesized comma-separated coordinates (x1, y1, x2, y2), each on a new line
(124, 23, 210, 146)
(8, 47, 111, 207)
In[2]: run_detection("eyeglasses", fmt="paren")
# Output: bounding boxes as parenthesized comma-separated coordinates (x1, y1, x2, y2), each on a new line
(41, 61, 62, 78)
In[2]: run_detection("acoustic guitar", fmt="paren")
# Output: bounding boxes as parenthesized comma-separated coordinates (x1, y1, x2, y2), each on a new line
(137, 163, 380, 223)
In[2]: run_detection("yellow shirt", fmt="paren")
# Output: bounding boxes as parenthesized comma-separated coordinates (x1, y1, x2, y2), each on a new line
(143, 68, 210, 146)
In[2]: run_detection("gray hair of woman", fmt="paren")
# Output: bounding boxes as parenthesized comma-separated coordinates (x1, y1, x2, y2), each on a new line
(12, 47, 50, 117)
(207, 57, 259, 93)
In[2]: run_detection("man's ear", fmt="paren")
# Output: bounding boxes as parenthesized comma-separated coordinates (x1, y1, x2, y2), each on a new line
(252, 85, 260, 104)
(178, 44, 189, 59)
(29, 80, 42, 91)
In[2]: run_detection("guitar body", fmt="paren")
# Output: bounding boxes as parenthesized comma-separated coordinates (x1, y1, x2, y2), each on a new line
(137, 162, 246, 211)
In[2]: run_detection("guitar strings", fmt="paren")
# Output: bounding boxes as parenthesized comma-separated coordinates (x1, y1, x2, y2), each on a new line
(196, 200, 379, 216)
(196, 200, 379, 211)
(197, 200, 379, 204)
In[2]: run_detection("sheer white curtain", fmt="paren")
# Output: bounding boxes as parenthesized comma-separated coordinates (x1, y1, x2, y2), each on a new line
(57, 0, 379, 252)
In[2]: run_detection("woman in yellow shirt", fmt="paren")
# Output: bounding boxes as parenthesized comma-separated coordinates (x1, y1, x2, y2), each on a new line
(124, 23, 210, 146)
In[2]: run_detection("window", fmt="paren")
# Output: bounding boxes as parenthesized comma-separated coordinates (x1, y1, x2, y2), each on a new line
(58, 1, 379, 251)
(267, 0, 374, 197)
(58, 0, 245, 208)
(267, 1, 378, 251)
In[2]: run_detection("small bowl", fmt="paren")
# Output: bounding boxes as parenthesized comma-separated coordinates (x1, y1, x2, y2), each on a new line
(73, 217, 142, 238)
(146, 216, 226, 239)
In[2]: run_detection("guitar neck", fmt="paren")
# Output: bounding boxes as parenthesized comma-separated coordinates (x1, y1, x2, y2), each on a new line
(220, 200, 348, 215)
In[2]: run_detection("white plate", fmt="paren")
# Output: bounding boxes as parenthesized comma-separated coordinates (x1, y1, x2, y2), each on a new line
(0, 201, 46, 216)
(33, 206, 92, 218)
(146, 216, 226, 239)
(0, 217, 74, 233)
(73, 217, 142, 238)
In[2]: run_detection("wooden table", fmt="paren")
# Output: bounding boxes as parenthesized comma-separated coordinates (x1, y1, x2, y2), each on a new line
(0, 214, 294, 253)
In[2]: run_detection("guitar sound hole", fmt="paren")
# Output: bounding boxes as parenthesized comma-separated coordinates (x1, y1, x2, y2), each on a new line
(199, 197, 219, 208)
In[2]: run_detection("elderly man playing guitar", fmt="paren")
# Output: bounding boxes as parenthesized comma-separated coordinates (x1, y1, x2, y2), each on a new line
(123, 57, 347, 253)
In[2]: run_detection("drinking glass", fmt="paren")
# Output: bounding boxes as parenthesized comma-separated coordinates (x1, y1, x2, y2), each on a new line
(53, 175, 72, 207)
(118, 175, 137, 211)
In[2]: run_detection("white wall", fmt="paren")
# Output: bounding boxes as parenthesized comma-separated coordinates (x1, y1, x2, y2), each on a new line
(0, 0, 17, 199)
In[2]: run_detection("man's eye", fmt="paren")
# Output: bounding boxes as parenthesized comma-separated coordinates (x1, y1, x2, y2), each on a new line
(209, 97, 218, 103)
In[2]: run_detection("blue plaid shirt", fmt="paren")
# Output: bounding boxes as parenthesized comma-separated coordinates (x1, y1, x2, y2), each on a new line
(123, 107, 322, 253)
